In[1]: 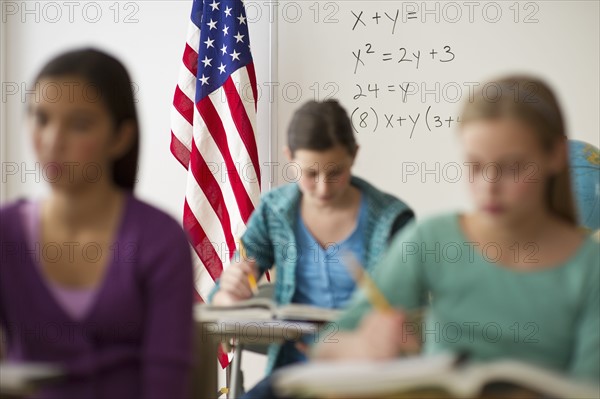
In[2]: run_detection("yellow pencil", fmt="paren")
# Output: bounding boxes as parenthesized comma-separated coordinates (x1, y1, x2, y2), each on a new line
(342, 252, 392, 313)
(343, 252, 424, 322)
(238, 239, 258, 295)
(343, 252, 424, 355)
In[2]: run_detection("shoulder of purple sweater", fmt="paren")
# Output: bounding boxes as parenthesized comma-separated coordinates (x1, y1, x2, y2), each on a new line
(128, 196, 182, 231)
(0, 198, 27, 216)
(0, 199, 27, 236)
(126, 195, 191, 260)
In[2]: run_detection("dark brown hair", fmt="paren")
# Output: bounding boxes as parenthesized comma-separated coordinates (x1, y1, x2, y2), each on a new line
(33, 48, 139, 190)
(460, 76, 577, 225)
(287, 100, 357, 157)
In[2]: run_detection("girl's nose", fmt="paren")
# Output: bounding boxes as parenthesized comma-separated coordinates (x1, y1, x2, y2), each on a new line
(41, 123, 66, 157)
(316, 179, 332, 196)
(484, 177, 501, 196)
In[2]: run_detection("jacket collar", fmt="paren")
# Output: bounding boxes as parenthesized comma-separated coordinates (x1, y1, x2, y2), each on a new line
(266, 175, 395, 225)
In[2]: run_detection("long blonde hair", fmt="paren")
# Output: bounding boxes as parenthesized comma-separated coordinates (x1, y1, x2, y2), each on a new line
(460, 76, 577, 225)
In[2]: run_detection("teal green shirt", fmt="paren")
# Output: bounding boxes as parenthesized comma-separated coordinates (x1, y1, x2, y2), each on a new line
(337, 213, 600, 383)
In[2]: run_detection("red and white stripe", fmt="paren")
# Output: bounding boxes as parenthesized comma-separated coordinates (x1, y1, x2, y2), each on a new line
(170, 16, 261, 303)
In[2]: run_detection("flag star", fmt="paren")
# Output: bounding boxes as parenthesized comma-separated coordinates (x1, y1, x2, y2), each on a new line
(209, 0, 219, 11)
(207, 19, 217, 30)
(218, 63, 227, 74)
(237, 14, 246, 24)
(220, 44, 228, 55)
(230, 50, 240, 61)
(222, 24, 229, 35)
(204, 37, 215, 48)
(199, 74, 209, 85)
(224, 6, 232, 17)
(201, 56, 212, 67)
(234, 32, 244, 43)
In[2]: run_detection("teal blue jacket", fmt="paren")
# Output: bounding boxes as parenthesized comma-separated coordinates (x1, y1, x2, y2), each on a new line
(209, 176, 414, 373)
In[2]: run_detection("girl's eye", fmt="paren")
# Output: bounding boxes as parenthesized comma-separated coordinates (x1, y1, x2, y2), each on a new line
(33, 111, 48, 127)
(504, 162, 527, 175)
(516, 162, 529, 171)
(71, 118, 92, 131)
(306, 170, 318, 178)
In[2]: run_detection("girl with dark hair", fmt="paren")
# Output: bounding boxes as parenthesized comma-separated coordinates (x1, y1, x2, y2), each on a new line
(210, 99, 414, 396)
(0, 48, 194, 398)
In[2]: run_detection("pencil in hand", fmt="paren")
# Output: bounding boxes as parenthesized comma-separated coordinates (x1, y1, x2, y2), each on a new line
(342, 251, 392, 313)
(238, 239, 259, 296)
(343, 251, 424, 325)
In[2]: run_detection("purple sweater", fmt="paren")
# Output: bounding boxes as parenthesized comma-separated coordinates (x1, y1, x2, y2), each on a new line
(0, 195, 195, 399)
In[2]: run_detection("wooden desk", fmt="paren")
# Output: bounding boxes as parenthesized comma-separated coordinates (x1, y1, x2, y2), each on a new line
(194, 306, 320, 399)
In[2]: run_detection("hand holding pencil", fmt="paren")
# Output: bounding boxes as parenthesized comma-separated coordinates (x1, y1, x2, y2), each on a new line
(311, 253, 422, 362)
(342, 252, 393, 313)
(211, 239, 260, 306)
(238, 239, 259, 296)
(342, 252, 422, 357)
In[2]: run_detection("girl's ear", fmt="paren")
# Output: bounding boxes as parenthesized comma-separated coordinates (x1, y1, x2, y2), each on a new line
(283, 146, 293, 162)
(109, 120, 136, 160)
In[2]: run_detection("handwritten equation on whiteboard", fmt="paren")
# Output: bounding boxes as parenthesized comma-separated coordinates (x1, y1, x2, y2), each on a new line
(349, 3, 540, 33)
(348, 6, 463, 136)
(350, 106, 462, 138)
(352, 43, 456, 73)
(299, 2, 543, 136)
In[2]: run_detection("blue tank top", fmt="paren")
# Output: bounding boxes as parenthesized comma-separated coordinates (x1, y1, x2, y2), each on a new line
(276, 195, 368, 368)
(292, 194, 368, 308)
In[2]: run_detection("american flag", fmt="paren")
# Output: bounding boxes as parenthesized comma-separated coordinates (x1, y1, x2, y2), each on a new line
(170, 0, 261, 304)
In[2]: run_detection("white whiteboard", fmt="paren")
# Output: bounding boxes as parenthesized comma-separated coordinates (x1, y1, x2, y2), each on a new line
(275, 1, 600, 218)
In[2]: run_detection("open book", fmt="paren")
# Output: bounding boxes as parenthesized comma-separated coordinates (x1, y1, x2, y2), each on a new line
(196, 297, 341, 322)
(273, 353, 600, 399)
(0, 362, 64, 396)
